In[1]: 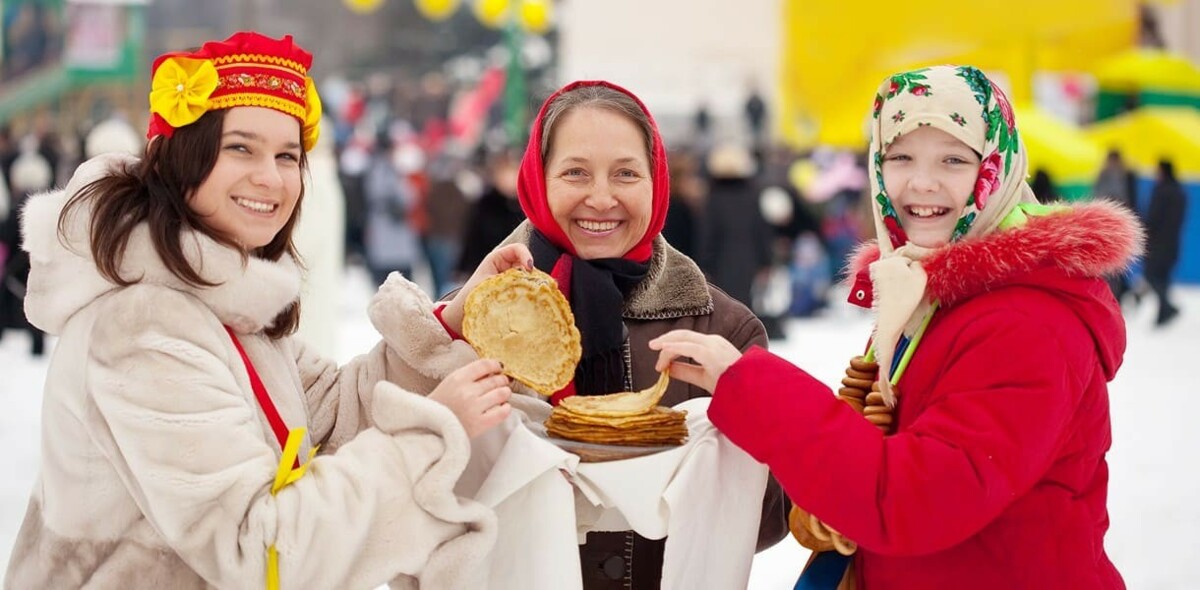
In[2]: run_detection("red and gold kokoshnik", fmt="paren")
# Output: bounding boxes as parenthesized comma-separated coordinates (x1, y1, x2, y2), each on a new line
(146, 31, 321, 150)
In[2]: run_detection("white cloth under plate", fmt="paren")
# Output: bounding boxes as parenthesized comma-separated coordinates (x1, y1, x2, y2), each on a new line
(456, 396, 769, 589)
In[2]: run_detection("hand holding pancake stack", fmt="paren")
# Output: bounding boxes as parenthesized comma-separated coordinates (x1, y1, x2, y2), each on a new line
(462, 268, 688, 448)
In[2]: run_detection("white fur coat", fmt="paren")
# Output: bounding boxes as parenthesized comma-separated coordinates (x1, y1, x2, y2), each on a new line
(6, 154, 494, 589)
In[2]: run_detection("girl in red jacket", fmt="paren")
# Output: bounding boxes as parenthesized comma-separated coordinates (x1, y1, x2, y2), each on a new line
(651, 65, 1139, 589)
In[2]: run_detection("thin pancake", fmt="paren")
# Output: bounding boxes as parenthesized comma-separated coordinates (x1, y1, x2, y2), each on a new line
(462, 268, 581, 396)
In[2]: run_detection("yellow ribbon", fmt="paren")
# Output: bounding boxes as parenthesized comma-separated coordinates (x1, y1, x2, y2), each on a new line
(149, 57, 219, 129)
(301, 77, 322, 152)
(266, 427, 319, 590)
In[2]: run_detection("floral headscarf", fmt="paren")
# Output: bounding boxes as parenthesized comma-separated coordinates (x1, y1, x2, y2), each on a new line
(866, 65, 1036, 404)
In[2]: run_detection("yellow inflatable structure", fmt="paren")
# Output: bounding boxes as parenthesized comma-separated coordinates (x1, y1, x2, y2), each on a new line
(1086, 107, 1200, 180)
(1094, 48, 1200, 94)
(1018, 106, 1104, 187)
(779, 0, 1139, 149)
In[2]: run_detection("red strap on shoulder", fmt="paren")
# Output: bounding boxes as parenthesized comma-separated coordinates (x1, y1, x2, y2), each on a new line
(548, 255, 576, 406)
(224, 325, 293, 460)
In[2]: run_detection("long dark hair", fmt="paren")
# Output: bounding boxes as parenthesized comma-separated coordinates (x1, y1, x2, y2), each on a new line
(58, 109, 308, 338)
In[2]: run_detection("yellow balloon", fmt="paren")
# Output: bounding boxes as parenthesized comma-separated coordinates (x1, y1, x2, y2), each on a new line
(519, 0, 551, 34)
(415, 0, 459, 21)
(344, 0, 386, 14)
(474, 0, 509, 28)
(789, 159, 817, 195)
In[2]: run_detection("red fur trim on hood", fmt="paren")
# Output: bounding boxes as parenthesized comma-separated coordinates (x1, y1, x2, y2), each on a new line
(845, 201, 1144, 307)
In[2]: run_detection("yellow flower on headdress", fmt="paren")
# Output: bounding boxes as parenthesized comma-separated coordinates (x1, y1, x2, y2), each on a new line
(149, 57, 218, 129)
(302, 77, 323, 151)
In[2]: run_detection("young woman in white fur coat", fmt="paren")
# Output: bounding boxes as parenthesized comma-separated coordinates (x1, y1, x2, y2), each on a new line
(5, 31, 521, 590)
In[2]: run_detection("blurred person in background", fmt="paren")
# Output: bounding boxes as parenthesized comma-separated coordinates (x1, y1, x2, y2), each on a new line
(699, 142, 773, 310)
(691, 100, 714, 154)
(0, 126, 18, 195)
(83, 114, 143, 160)
(4, 32, 508, 589)
(1144, 159, 1186, 327)
(809, 150, 869, 283)
(662, 150, 704, 259)
(1093, 149, 1138, 211)
(0, 158, 8, 229)
(0, 145, 53, 356)
(755, 183, 799, 338)
(1093, 149, 1143, 306)
(651, 65, 1136, 590)
(1030, 168, 1059, 204)
(757, 146, 826, 318)
(422, 148, 472, 297)
(30, 113, 64, 187)
(455, 148, 525, 278)
(294, 116, 346, 358)
(744, 82, 768, 157)
(362, 129, 422, 286)
(433, 81, 789, 589)
(413, 72, 453, 153)
(337, 123, 371, 265)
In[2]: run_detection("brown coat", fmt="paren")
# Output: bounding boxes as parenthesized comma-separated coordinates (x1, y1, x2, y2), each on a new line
(500, 222, 791, 589)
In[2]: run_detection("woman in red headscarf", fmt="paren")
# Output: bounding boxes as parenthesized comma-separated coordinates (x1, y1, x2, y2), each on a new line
(438, 80, 789, 589)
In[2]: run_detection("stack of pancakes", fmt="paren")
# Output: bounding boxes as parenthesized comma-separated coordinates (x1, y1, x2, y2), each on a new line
(545, 371, 687, 447)
(545, 404, 688, 447)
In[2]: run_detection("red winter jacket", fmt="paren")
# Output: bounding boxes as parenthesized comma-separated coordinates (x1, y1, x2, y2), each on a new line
(709, 202, 1140, 589)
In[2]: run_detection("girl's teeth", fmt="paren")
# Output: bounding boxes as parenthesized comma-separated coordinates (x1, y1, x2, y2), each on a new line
(909, 206, 946, 218)
(577, 220, 619, 232)
(235, 198, 276, 213)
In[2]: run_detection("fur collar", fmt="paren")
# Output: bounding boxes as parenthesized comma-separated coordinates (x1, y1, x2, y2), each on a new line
(501, 222, 713, 319)
(22, 154, 302, 335)
(847, 200, 1144, 307)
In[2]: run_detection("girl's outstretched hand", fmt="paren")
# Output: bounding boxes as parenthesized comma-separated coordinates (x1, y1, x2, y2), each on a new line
(440, 243, 534, 334)
(428, 359, 512, 438)
(649, 330, 743, 394)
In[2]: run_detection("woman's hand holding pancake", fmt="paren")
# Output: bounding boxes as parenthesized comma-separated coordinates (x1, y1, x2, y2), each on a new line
(649, 330, 743, 394)
(441, 243, 534, 334)
(429, 359, 513, 438)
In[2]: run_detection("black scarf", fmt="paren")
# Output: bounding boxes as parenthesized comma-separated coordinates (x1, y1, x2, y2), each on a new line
(530, 230, 650, 395)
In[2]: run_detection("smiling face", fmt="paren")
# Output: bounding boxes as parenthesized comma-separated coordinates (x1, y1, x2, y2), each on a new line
(881, 126, 981, 248)
(544, 106, 653, 260)
(188, 107, 304, 249)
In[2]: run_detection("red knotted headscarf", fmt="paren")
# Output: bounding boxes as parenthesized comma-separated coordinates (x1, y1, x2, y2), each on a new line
(515, 80, 671, 402)
(516, 80, 671, 263)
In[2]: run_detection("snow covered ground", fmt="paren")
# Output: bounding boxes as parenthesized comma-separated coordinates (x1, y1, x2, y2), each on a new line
(2, 266, 1196, 588)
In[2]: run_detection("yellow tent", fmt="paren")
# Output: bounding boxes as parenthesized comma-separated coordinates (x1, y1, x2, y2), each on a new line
(780, 0, 1138, 148)
(1085, 107, 1200, 179)
(1093, 49, 1200, 93)
(1017, 106, 1103, 185)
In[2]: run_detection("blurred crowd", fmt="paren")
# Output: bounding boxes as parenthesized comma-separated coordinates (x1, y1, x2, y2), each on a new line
(318, 75, 859, 340)
(0, 69, 1187, 357)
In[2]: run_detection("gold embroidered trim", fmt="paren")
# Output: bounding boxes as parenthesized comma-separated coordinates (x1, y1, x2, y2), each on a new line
(217, 73, 306, 101)
(212, 53, 307, 75)
(209, 94, 307, 121)
(215, 62, 302, 78)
